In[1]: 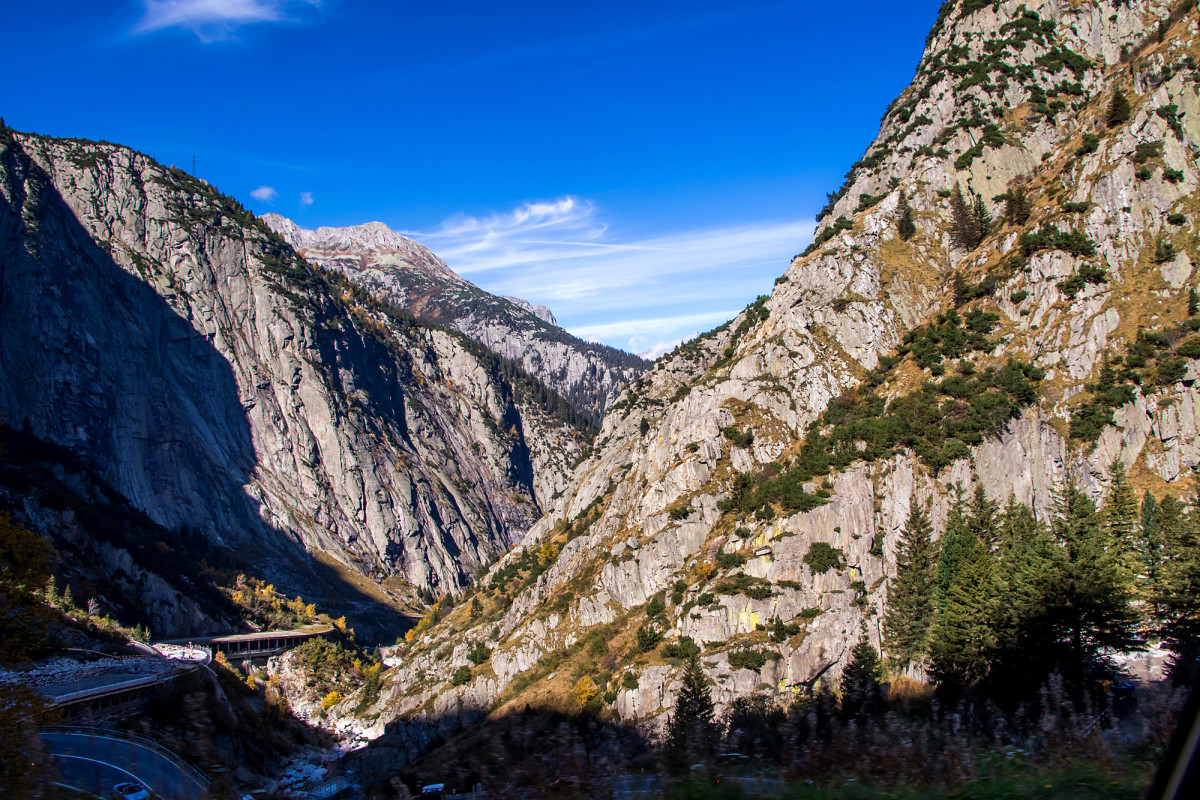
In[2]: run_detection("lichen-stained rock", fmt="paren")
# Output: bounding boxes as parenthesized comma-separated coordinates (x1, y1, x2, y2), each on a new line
(601, 520, 709, 609)
(0, 127, 587, 620)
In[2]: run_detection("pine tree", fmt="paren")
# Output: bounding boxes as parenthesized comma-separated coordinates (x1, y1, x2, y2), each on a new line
(1107, 90, 1131, 127)
(992, 496, 1061, 676)
(1188, 288, 1199, 316)
(1138, 490, 1165, 594)
(883, 501, 938, 666)
(936, 491, 974, 608)
(664, 656, 718, 772)
(1003, 186, 1032, 226)
(840, 622, 882, 717)
(949, 184, 981, 250)
(949, 184, 989, 250)
(969, 485, 1000, 552)
(1104, 459, 1141, 583)
(997, 494, 1041, 557)
(1046, 482, 1140, 680)
(929, 532, 1000, 686)
(1152, 495, 1189, 610)
(971, 192, 992, 243)
(897, 189, 916, 241)
(951, 271, 970, 307)
(1155, 500, 1200, 684)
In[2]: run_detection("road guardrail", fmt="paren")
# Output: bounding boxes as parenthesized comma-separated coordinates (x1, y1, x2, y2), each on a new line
(42, 726, 212, 789)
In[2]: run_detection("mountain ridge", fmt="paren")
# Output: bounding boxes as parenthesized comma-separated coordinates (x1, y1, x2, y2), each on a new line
(0, 126, 595, 631)
(263, 213, 649, 424)
(343, 0, 1200, 757)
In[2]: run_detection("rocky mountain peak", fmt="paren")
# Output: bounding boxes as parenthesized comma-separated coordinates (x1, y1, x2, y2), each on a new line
(501, 295, 558, 326)
(263, 213, 647, 423)
(262, 213, 465, 284)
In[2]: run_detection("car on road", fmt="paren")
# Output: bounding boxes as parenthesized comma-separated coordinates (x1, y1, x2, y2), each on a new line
(113, 781, 149, 800)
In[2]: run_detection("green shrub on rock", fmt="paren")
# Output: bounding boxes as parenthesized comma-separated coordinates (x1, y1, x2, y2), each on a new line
(804, 542, 847, 575)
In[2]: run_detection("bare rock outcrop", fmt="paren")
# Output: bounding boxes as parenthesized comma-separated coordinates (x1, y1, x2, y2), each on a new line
(263, 214, 648, 424)
(370, 0, 1200, 738)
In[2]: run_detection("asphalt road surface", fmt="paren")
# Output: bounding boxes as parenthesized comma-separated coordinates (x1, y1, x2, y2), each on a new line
(44, 732, 207, 800)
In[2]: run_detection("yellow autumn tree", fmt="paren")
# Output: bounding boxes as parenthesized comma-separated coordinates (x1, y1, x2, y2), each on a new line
(573, 675, 598, 708)
(405, 604, 440, 642)
(538, 542, 560, 566)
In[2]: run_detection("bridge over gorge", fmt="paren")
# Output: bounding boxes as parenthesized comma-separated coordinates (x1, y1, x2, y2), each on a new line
(32, 627, 334, 722)
(164, 623, 336, 664)
(40, 670, 172, 722)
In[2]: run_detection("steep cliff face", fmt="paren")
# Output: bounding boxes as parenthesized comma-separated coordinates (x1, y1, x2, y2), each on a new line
(365, 0, 1200, 746)
(0, 425, 239, 638)
(500, 296, 557, 326)
(263, 214, 648, 423)
(0, 128, 587, 624)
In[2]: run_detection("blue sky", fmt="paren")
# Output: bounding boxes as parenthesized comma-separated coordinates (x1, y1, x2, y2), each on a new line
(1, 0, 941, 357)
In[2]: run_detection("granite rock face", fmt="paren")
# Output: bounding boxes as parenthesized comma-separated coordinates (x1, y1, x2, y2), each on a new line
(0, 129, 587, 625)
(501, 296, 558, 327)
(367, 0, 1200, 743)
(0, 425, 235, 637)
(263, 214, 648, 424)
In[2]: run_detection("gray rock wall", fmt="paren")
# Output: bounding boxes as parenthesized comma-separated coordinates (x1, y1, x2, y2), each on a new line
(0, 130, 581, 620)
(368, 0, 1200, 737)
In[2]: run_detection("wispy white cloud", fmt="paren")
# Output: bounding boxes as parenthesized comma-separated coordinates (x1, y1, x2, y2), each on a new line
(299, 191, 314, 206)
(635, 336, 692, 361)
(405, 196, 811, 354)
(135, 0, 320, 41)
(570, 311, 739, 343)
(250, 185, 278, 202)
(408, 197, 808, 302)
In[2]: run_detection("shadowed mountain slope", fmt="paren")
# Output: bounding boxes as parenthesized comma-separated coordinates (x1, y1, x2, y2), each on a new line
(0, 126, 591, 622)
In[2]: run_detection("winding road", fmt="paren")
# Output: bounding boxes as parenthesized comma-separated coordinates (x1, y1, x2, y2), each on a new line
(44, 730, 208, 800)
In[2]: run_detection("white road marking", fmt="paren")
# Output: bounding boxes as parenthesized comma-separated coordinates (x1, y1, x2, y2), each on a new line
(47, 733, 203, 789)
(51, 781, 105, 798)
(53, 752, 146, 785)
